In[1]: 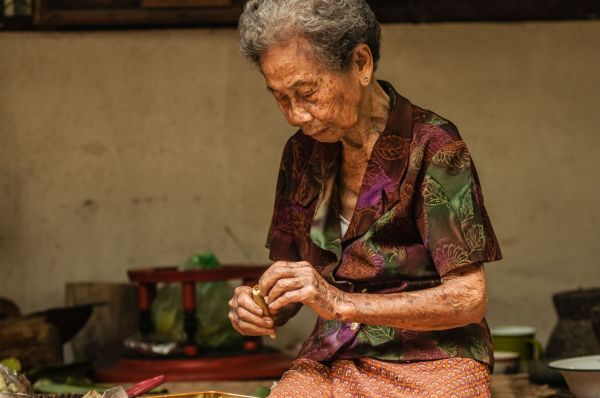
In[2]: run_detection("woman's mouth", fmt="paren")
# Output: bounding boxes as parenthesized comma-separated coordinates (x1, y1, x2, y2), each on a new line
(308, 127, 328, 137)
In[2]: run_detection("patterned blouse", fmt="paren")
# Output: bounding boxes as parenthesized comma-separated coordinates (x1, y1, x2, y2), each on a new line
(266, 81, 502, 367)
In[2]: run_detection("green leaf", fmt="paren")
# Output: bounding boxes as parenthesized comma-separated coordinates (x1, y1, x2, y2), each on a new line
(432, 142, 471, 171)
(469, 337, 489, 359)
(0, 358, 21, 373)
(356, 330, 370, 345)
(375, 208, 395, 229)
(410, 147, 425, 170)
(438, 340, 458, 357)
(459, 188, 474, 224)
(360, 325, 395, 346)
(434, 244, 471, 269)
(464, 224, 485, 252)
(389, 247, 407, 263)
(253, 386, 271, 398)
(322, 320, 341, 333)
(427, 116, 448, 126)
(422, 175, 449, 207)
(383, 247, 407, 275)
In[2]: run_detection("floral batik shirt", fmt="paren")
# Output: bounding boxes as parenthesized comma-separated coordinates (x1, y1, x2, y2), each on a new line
(266, 81, 502, 368)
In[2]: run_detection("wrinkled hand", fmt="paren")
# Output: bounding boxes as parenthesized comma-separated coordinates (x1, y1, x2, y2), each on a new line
(228, 285, 276, 336)
(259, 260, 346, 321)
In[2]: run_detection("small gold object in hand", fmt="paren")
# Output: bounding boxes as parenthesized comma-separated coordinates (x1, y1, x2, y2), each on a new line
(252, 285, 276, 339)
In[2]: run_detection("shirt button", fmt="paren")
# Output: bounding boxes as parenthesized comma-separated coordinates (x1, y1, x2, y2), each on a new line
(350, 322, 360, 331)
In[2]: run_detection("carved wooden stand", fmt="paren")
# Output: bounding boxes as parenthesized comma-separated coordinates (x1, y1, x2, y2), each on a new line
(95, 265, 291, 382)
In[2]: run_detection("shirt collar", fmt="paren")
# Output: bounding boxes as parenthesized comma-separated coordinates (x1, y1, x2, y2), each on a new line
(292, 81, 413, 209)
(379, 80, 413, 140)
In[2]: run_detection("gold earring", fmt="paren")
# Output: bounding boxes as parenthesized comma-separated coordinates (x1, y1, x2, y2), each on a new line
(364, 77, 369, 83)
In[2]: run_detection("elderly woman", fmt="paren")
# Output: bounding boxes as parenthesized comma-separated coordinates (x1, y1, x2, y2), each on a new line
(228, 0, 502, 396)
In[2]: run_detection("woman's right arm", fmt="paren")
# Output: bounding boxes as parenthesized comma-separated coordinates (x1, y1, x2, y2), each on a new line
(228, 284, 301, 336)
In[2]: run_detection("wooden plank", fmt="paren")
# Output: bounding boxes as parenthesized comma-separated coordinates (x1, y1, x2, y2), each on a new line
(127, 265, 268, 283)
(30, 0, 600, 30)
(142, 0, 231, 8)
(34, 6, 243, 28)
(45, 0, 140, 10)
(368, 0, 600, 23)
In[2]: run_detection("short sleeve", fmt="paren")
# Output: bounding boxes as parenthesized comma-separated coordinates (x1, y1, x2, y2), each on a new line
(415, 134, 502, 277)
(265, 138, 301, 262)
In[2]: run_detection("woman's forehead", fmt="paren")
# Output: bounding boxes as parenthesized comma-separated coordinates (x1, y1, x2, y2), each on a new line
(260, 38, 325, 89)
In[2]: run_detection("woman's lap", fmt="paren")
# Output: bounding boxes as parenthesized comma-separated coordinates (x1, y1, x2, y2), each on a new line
(268, 356, 491, 398)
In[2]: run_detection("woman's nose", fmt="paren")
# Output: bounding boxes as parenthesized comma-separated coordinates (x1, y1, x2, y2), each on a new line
(287, 100, 313, 126)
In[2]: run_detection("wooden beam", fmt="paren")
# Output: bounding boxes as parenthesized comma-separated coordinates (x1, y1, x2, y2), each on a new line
(30, 0, 600, 30)
(35, 6, 243, 28)
(368, 0, 600, 23)
(142, 0, 232, 8)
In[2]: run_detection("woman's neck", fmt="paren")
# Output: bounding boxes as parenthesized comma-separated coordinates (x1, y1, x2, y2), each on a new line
(340, 80, 390, 161)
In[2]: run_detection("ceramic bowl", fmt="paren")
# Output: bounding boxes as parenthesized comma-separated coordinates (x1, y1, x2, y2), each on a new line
(491, 325, 544, 371)
(493, 351, 521, 374)
(491, 325, 536, 336)
(548, 355, 600, 398)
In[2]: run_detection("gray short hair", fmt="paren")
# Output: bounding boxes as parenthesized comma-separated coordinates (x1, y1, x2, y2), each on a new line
(238, 0, 381, 72)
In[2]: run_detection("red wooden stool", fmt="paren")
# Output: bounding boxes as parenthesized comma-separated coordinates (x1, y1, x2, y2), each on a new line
(95, 265, 291, 382)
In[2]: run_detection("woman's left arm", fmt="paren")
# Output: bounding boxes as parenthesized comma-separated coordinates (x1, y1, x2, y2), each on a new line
(339, 262, 487, 330)
(261, 260, 487, 331)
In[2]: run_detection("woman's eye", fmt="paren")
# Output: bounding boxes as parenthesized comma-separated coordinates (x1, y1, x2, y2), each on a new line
(276, 94, 290, 103)
(303, 90, 317, 100)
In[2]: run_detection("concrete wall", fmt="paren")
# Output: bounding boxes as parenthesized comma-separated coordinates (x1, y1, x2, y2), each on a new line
(1, 21, 599, 349)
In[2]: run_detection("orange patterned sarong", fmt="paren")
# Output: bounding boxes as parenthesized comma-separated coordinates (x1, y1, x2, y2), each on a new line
(269, 357, 491, 397)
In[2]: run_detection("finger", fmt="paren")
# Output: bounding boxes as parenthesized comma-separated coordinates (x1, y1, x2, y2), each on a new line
(230, 285, 264, 316)
(237, 306, 274, 329)
(237, 289, 265, 317)
(229, 289, 271, 337)
(259, 262, 288, 296)
(234, 316, 276, 336)
(260, 261, 308, 296)
(268, 288, 305, 313)
(230, 286, 252, 307)
(233, 285, 252, 296)
(267, 277, 306, 304)
(228, 310, 245, 335)
(228, 310, 252, 334)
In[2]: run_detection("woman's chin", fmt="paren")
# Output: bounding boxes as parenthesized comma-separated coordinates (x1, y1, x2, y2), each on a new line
(303, 128, 340, 143)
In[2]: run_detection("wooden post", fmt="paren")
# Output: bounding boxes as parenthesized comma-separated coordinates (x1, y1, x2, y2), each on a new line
(138, 283, 156, 335)
(66, 282, 138, 364)
(182, 281, 198, 356)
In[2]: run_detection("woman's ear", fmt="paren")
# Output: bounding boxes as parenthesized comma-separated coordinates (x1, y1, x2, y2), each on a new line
(352, 43, 374, 85)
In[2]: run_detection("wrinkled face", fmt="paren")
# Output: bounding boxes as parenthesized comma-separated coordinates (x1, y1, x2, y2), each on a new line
(259, 37, 364, 143)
